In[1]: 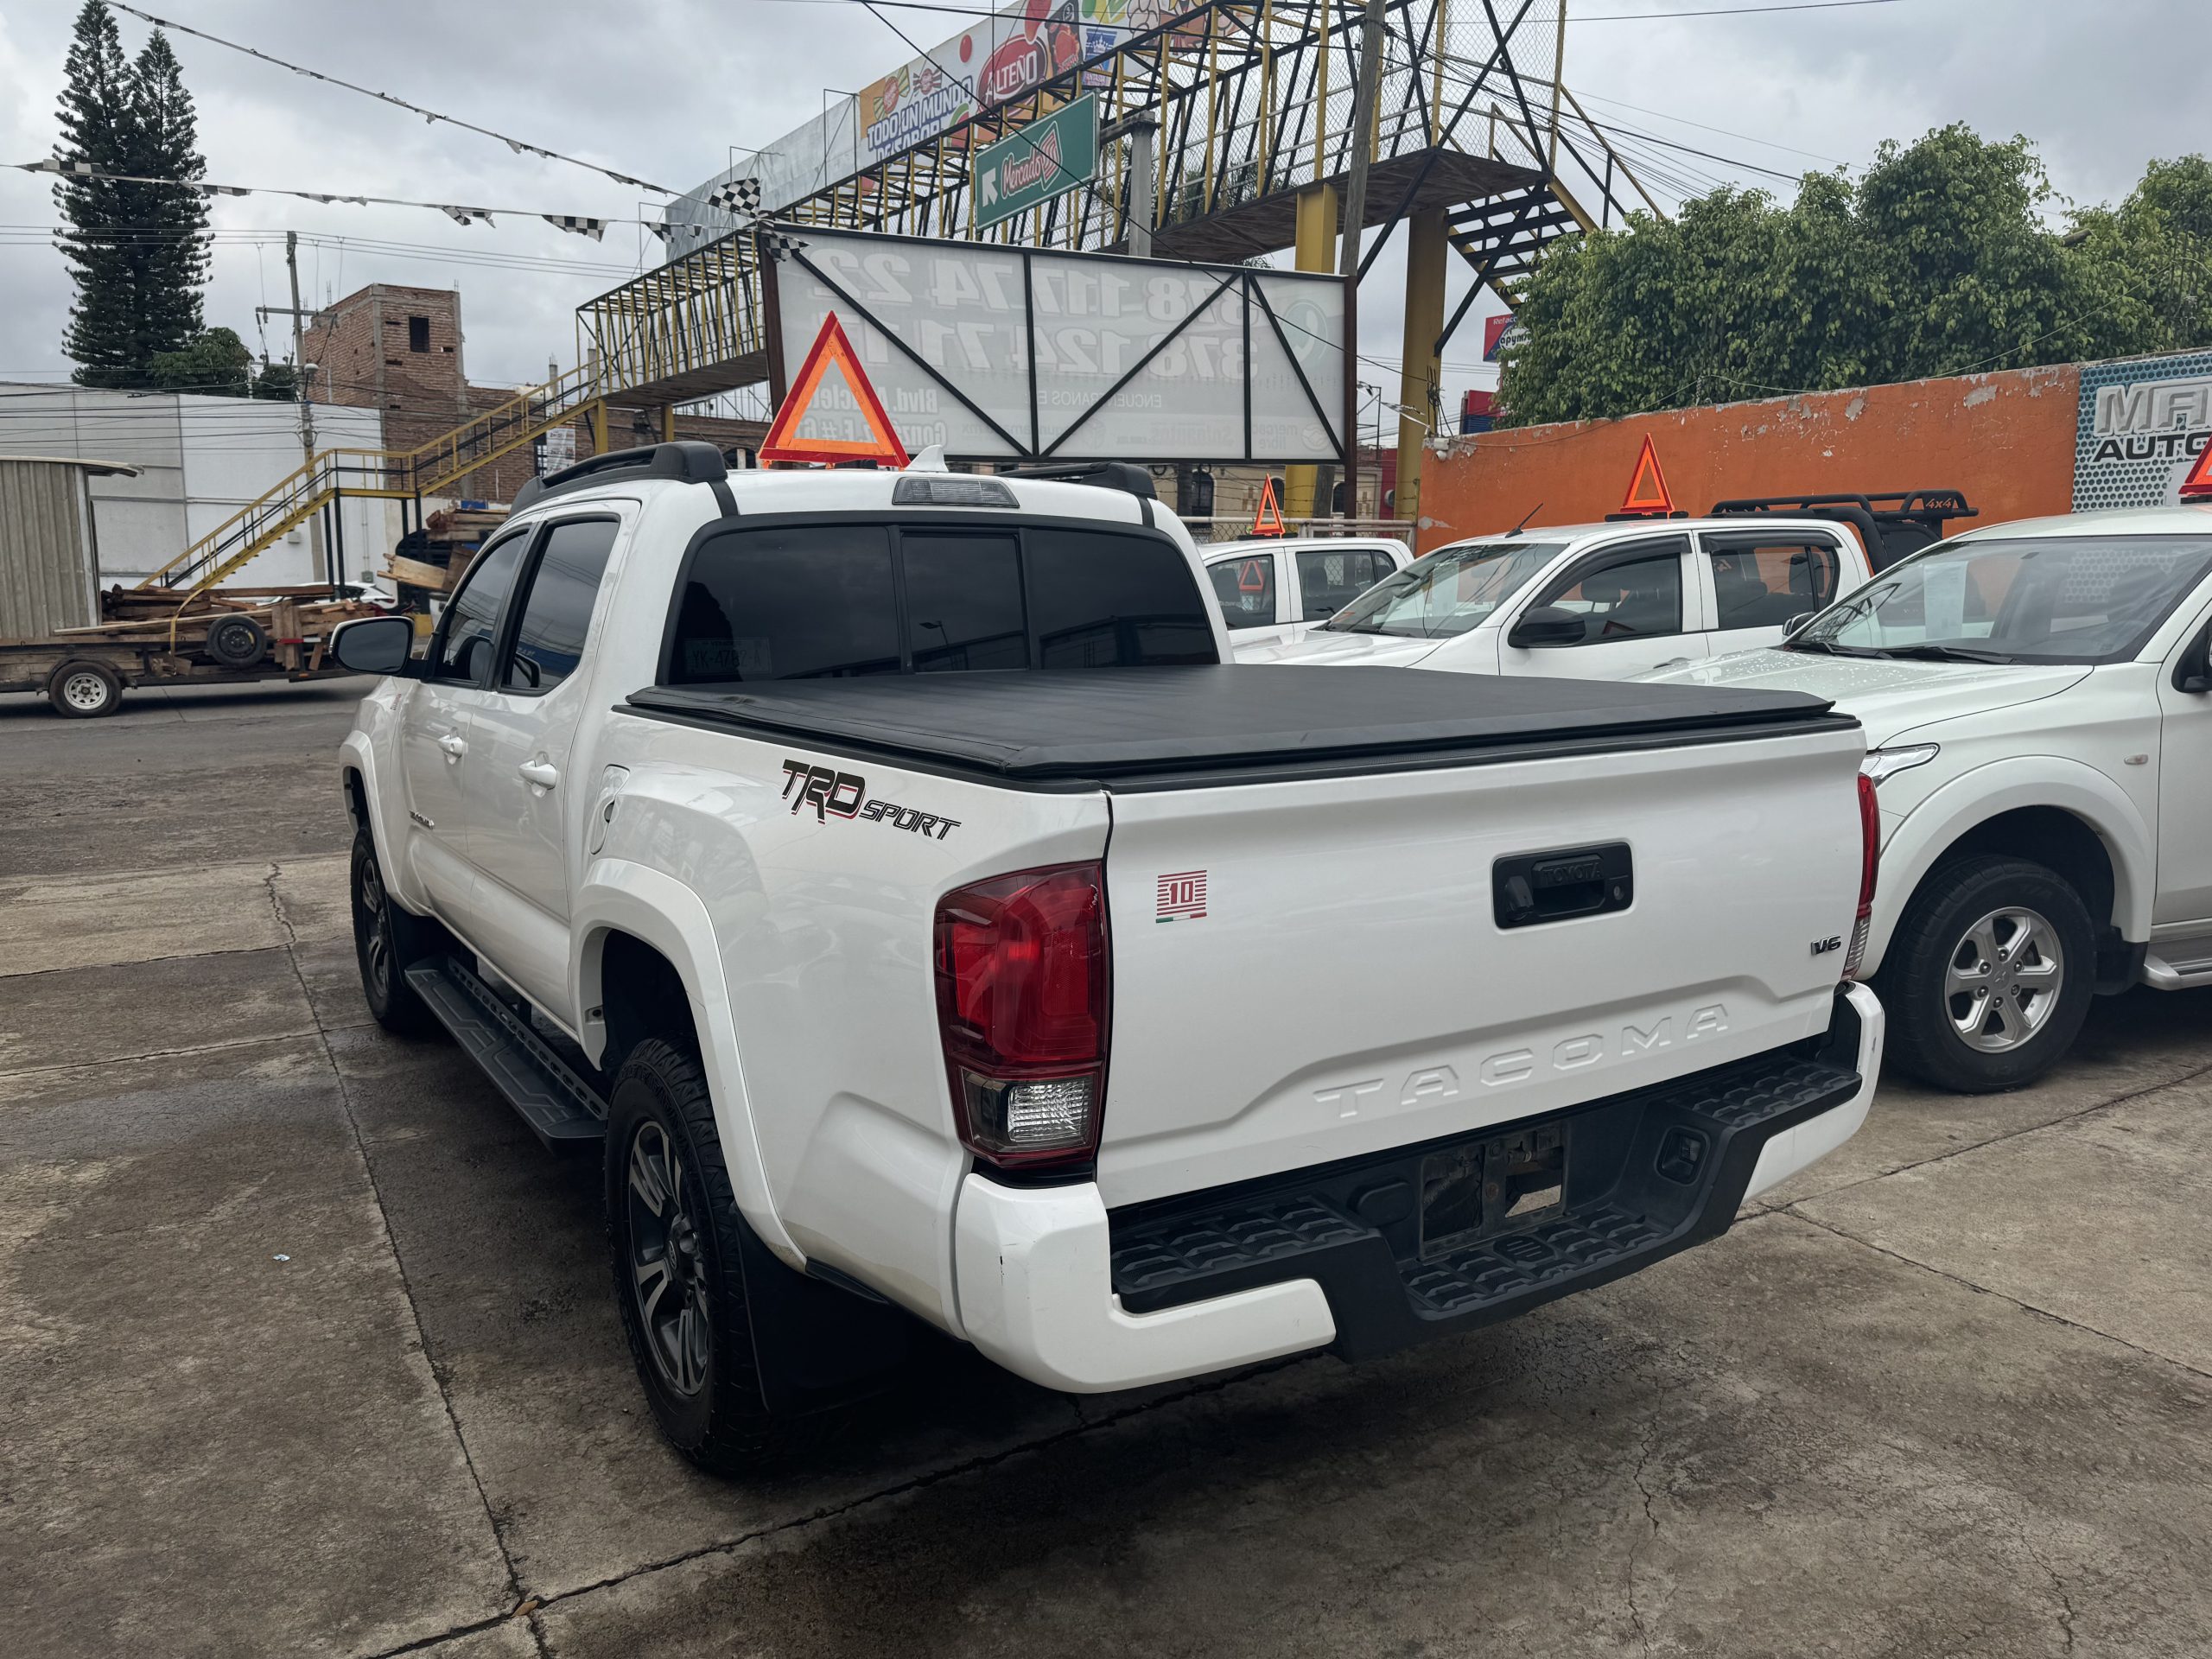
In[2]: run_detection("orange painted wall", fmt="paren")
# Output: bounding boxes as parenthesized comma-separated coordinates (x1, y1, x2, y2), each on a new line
(1416, 364, 2081, 552)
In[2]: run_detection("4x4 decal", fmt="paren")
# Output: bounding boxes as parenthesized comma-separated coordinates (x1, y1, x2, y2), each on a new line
(780, 758, 960, 840)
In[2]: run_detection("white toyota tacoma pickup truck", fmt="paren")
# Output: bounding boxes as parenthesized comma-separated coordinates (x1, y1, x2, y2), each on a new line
(1647, 504, 2212, 1093)
(330, 442, 1885, 1472)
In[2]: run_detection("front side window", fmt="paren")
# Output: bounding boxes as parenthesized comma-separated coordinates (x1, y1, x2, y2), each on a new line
(1296, 546, 1397, 620)
(1789, 535, 2212, 664)
(1324, 540, 1564, 639)
(505, 518, 620, 692)
(1027, 528, 1217, 666)
(671, 525, 899, 682)
(431, 531, 531, 684)
(1209, 553, 1279, 628)
(1705, 533, 1840, 631)
(1527, 541, 1687, 645)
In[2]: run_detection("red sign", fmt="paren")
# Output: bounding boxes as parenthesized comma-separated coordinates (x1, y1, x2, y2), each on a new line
(1618, 435, 1675, 517)
(760, 315, 911, 468)
(2182, 436, 2212, 502)
(1251, 475, 1287, 537)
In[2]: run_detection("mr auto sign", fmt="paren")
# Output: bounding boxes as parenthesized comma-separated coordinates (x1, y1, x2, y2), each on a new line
(2075, 348, 2212, 512)
(973, 93, 1097, 230)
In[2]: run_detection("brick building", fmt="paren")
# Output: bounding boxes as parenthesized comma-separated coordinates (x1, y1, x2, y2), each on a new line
(302, 283, 765, 506)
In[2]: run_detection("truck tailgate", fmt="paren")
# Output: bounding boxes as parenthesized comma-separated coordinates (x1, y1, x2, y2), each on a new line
(1096, 723, 1867, 1206)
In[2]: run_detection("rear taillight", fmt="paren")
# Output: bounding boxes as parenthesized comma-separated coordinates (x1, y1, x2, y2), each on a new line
(1842, 772, 1879, 980)
(934, 861, 1110, 1172)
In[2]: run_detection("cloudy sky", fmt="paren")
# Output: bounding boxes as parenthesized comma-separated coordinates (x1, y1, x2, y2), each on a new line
(0, 0, 2200, 433)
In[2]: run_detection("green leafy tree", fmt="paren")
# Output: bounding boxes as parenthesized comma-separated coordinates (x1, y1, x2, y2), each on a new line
(149, 325, 252, 396)
(53, 3, 209, 388)
(251, 359, 300, 401)
(1497, 127, 2211, 426)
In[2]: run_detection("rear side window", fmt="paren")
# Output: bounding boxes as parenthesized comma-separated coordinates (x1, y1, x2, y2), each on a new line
(666, 521, 1217, 683)
(432, 531, 531, 683)
(671, 525, 899, 682)
(505, 518, 619, 692)
(1027, 528, 1217, 667)
(1705, 533, 1840, 631)
(1209, 553, 1278, 628)
(1296, 546, 1397, 620)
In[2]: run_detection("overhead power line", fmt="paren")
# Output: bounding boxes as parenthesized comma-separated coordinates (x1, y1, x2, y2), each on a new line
(105, 3, 677, 195)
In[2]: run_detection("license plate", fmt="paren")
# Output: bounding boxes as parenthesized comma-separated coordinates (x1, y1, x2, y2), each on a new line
(1419, 1123, 1568, 1259)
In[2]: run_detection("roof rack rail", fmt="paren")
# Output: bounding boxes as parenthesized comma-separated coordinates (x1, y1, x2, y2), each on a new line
(1002, 461, 1157, 500)
(512, 440, 728, 512)
(1707, 489, 1978, 572)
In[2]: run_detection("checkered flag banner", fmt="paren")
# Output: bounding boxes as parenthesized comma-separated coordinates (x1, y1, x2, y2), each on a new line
(707, 176, 761, 215)
(542, 214, 607, 241)
(759, 230, 808, 262)
(439, 205, 496, 227)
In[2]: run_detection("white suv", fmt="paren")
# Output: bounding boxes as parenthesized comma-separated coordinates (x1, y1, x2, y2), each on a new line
(1243, 516, 1873, 681)
(1647, 505, 2212, 1091)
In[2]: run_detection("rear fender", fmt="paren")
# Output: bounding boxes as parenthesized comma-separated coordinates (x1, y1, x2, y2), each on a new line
(573, 858, 801, 1268)
(1866, 758, 2152, 978)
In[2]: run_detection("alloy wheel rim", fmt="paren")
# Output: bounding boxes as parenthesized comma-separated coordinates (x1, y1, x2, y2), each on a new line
(62, 672, 106, 711)
(626, 1120, 711, 1397)
(1943, 905, 2064, 1053)
(358, 855, 391, 999)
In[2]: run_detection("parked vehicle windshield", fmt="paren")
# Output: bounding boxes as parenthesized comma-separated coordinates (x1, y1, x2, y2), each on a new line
(1786, 535, 2212, 665)
(1321, 540, 1565, 639)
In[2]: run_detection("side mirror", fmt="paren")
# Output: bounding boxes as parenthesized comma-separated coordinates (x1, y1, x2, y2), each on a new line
(330, 614, 417, 677)
(1783, 612, 1817, 639)
(1508, 605, 1587, 649)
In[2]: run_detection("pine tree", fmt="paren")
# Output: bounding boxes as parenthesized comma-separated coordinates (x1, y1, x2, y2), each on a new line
(126, 28, 208, 363)
(54, 1, 139, 387)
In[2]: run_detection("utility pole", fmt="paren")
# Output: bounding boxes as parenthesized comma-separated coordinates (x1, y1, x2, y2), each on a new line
(1103, 112, 1159, 257)
(1313, 0, 1387, 520)
(255, 229, 325, 581)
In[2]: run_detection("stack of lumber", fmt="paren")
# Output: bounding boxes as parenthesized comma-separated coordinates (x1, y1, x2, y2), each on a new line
(383, 504, 507, 595)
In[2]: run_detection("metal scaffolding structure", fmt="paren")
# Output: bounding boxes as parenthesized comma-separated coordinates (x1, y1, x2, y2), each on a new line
(575, 0, 1652, 416)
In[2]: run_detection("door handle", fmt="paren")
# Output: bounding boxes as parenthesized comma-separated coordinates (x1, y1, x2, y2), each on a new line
(437, 733, 468, 758)
(518, 760, 560, 790)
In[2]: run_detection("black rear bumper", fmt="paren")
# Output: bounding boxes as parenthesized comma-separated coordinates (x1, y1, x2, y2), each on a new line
(1107, 996, 1866, 1361)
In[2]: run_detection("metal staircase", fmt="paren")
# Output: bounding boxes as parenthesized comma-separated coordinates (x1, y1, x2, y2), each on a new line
(139, 361, 605, 596)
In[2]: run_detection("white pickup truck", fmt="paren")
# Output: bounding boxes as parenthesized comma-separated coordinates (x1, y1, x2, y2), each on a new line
(330, 442, 1885, 1472)
(1647, 504, 2212, 1092)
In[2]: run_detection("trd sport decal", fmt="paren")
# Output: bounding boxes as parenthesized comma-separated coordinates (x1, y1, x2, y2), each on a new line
(1155, 869, 1207, 922)
(780, 759, 960, 841)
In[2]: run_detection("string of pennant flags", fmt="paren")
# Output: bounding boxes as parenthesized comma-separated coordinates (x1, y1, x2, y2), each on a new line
(21, 157, 774, 246)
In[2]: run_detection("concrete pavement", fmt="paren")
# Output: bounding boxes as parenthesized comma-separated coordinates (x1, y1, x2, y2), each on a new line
(3, 681, 2210, 1656)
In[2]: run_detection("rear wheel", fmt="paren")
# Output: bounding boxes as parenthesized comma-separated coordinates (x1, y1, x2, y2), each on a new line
(606, 1038, 784, 1473)
(1877, 855, 2094, 1093)
(48, 660, 122, 718)
(349, 829, 440, 1035)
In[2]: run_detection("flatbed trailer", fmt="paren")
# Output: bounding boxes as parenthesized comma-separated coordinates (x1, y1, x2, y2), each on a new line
(2, 588, 382, 717)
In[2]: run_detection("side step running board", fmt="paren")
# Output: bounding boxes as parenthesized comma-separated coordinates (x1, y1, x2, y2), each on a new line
(405, 955, 607, 1147)
(2141, 939, 2212, 989)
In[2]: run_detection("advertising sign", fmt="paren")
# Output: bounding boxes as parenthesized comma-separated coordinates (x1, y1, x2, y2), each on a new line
(769, 226, 1346, 464)
(667, 1, 1211, 252)
(2075, 350, 2212, 512)
(974, 94, 1098, 229)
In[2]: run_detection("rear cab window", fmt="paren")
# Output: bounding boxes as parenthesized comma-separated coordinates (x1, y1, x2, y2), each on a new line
(666, 518, 1218, 683)
(1208, 552, 1279, 628)
(1294, 545, 1397, 620)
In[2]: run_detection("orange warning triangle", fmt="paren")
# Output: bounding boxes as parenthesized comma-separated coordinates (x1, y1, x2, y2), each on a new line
(1618, 435, 1675, 516)
(2182, 437, 2212, 502)
(760, 314, 911, 467)
(1251, 476, 1287, 537)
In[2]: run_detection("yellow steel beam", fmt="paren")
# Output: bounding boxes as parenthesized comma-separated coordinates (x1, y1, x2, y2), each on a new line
(1283, 179, 1340, 520)
(1394, 205, 1447, 526)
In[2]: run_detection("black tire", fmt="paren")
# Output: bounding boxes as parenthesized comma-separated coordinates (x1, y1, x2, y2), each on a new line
(605, 1038, 795, 1475)
(1876, 855, 2096, 1094)
(349, 828, 440, 1036)
(204, 613, 269, 668)
(47, 659, 123, 718)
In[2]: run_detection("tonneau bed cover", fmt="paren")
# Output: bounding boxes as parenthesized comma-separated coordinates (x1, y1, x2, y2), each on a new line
(626, 666, 1850, 788)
